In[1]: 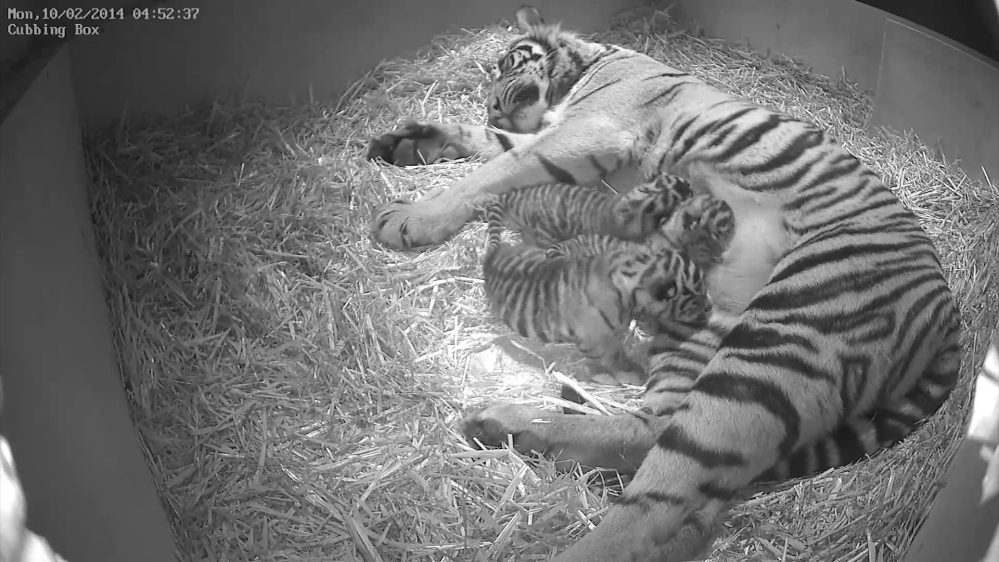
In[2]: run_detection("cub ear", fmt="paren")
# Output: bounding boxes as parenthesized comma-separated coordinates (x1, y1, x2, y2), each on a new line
(515, 5, 545, 32)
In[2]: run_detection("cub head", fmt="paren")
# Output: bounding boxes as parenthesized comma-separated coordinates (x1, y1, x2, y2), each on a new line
(613, 175, 695, 239)
(646, 256, 711, 326)
(487, 5, 605, 133)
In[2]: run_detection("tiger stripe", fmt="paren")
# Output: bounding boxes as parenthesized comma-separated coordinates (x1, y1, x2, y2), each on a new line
(482, 189, 713, 387)
(369, 6, 963, 560)
(489, 174, 692, 249)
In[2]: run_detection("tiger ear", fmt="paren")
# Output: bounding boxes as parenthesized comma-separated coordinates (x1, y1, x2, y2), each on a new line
(515, 5, 545, 32)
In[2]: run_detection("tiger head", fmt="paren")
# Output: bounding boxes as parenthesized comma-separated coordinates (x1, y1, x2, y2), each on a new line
(486, 5, 607, 133)
(640, 251, 712, 328)
(613, 175, 696, 238)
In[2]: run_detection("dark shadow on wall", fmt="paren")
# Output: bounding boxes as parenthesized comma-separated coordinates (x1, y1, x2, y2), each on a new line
(0, 0, 170, 124)
(67, 0, 634, 128)
(857, 0, 999, 62)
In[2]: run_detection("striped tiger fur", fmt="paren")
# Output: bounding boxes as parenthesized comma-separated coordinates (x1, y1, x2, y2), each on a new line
(544, 232, 622, 259)
(367, 6, 963, 561)
(481, 198, 711, 386)
(545, 193, 737, 361)
(546, 193, 734, 265)
(490, 173, 693, 248)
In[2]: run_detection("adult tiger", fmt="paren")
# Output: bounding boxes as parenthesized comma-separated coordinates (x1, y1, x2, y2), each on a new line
(366, 6, 962, 561)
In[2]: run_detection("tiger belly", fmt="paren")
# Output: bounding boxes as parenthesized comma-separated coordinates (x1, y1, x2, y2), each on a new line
(709, 209, 794, 318)
(691, 169, 797, 319)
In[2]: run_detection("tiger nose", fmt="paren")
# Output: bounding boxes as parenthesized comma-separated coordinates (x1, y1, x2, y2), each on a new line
(487, 98, 503, 128)
(488, 114, 510, 130)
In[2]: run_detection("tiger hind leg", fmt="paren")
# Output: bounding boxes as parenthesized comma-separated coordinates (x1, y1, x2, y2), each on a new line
(760, 308, 963, 481)
(461, 318, 724, 467)
(462, 403, 669, 474)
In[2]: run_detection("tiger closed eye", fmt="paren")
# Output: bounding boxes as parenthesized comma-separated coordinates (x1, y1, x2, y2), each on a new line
(513, 84, 540, 104)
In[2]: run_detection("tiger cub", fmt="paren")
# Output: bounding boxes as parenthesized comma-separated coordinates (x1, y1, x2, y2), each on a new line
(489, 173, 693, 248)
(549, 193, 737, 355)
(481, 199, 710, 386)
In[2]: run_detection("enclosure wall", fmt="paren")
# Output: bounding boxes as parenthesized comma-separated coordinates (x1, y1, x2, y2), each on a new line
(68, 0, 633, 128)
(662, 0, 999, 186)
(66, 0, 998, 184)
(3, 0, 996, 559)
(0, 47, 177, 562)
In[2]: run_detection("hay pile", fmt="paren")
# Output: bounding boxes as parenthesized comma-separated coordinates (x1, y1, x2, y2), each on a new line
(85, 4, 998, 562)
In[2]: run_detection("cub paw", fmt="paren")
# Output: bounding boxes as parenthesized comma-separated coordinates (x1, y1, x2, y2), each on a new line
(366, 121, 459, 166)
(461, 403, 552, 455)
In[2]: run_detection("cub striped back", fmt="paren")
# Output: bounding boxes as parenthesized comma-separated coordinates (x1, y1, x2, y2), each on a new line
(545, 233, 626, 259)
(492, 174, 692, 248)
(547, 194, 734, 269)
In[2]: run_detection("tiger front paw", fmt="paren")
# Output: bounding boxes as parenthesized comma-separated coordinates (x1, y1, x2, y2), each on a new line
(370, 194, 474, 250)
(461, 403, 553, 456)
(366, 120, 462, 166)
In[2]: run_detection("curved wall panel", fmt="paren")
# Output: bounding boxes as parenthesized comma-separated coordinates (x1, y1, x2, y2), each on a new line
(67, 0, 633, 129)
(664, 0, 998, 184)
(63, 0, 999, 183)
(0, 47, 177, 562)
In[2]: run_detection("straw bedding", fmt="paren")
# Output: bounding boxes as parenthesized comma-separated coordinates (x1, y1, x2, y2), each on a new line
(85, 5, 998, 562)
